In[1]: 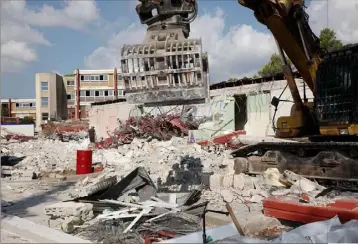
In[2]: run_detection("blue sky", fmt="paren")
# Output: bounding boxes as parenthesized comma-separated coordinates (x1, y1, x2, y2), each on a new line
(1, 0, 357, 99)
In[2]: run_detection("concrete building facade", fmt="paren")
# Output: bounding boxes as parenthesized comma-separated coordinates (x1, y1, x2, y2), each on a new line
(35, 73, 68, 130)
(73, 69, 125, 119)
(1, 98, 36, 121)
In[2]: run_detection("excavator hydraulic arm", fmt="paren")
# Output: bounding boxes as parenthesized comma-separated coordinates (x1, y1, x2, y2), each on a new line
(238, 0, 325, 137)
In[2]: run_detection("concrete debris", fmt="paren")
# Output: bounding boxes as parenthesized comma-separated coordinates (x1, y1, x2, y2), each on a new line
(61, 216, 84, 233)
(1, 138, 90, 180)
(243, 215, 283, 237)
(263, 168, 285, 187)
(40, 120, 89, 141)
(45, 202, 94, 221)
(3, 126, 357, 244)
(72, 174, 118, 198)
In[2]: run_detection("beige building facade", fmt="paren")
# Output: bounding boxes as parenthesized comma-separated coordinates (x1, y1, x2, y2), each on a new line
(73, 69, 125, 118)
(1, 98, 36, 121)
(35, 73, 67, 130)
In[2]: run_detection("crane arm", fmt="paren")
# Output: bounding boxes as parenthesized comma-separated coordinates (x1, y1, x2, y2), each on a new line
(238, 0, 324, 94)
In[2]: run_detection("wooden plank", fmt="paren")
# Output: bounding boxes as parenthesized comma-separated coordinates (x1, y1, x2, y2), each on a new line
(97, 207, 139, 219)
(123, 208, 151, 233)
(99, 199, 142, 208)
(146, 210, 177, 223)
(141, 200, 181, 211)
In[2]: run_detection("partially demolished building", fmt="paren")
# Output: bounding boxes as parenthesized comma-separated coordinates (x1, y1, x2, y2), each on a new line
(120, 0, 209, 106)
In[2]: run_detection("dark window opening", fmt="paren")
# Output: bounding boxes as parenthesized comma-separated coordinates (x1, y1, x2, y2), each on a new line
(234, 95, 248, 130)
(95, 91, 99, 97)
(86, 91, 90, 97)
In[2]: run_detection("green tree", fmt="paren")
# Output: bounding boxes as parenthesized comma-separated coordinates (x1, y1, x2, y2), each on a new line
(20, 116, 34, 124)
(258, 54, 287, 77)
(252, 74, 260, 79)
(1, 105, 9, 117)
(319, 28, 343, 52)
(228, 77, 238, 82)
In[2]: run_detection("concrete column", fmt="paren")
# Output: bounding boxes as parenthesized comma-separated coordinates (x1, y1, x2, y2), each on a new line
(75, 68, 80, 120)
(114, 68, 118, 99)
(8, 98, 12, 117)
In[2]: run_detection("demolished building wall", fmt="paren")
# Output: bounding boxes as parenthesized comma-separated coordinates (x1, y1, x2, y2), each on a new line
(88, 78, 313, 140)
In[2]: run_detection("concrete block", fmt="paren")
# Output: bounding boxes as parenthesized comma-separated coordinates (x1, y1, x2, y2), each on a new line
(77, 175, 117, 197)
(263, 168, 285, 187)
(222, 175, 234, 188)
(45, 202, 93, 221)
(210, 174, 223, 190)
(249, 195, 264, 203)
(220, 189, 234, 203)
(234, 157, 248, 174)
(233, 174, 245, 190)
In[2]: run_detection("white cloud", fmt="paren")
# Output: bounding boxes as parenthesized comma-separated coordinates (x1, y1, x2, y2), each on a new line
(1, 41, 37, 72)
(307, 0, 358, 43)
(85, 8, 276, 82)
(1, 0, 99, 73)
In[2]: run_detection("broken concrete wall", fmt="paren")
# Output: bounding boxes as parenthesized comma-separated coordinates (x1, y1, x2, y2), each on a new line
(88, 102, 136, 140)
(89, 96, 236, 140)
(210, 79, 314, 137)
(188, 97, 236, 142)
(88, 79, 313, 139)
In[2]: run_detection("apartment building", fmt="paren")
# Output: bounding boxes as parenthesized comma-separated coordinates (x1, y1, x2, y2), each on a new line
(1, 98, 36, 120)
(63, 74, 76, 119)
(35, 73, 68, 130)
(73, 69, 125, 118)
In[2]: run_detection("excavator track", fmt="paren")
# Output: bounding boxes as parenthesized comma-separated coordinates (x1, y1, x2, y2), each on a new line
(231, 141, 358, 158)
(231, 141, 358, 190)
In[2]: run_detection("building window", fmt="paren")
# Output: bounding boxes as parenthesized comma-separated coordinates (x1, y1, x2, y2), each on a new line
(99, 90, 104, 96)
(41, 113, 49, 121)
(41, 81, 48, 91)
(67, 80, 75, 86)
(67, 94, 72, 100)
(41, 97, 48, 106)
(80, 90, 86, 97)
(117, 74, 123, 80)
(16, 103, 20, 107)
(108, 90, 114, 96)
(101, 75, 108, 81)
(80, 74, 109, 82)
(90, 90, 95, 96)
(86, 91, 90, 97)
(104, 90, 109, 96)
(118, 90, 124, 96)
(95, 91, 99, 97)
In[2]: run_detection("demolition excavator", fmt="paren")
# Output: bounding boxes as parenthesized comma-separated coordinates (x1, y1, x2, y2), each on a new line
(122, 0, 358, 187)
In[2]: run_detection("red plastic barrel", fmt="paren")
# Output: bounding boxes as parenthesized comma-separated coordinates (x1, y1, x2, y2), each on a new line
(76, 150, 92, 175)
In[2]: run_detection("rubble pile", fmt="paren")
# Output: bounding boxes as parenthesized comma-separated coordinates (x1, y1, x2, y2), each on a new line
(97, 114, 199, 148)
(40, 120, 89, 141)
(1, 139, 90, 179)
(93, 137, 232, 189)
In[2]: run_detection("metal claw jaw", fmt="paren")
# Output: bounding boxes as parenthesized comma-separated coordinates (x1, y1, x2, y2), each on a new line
(120, 38, 209, 106)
